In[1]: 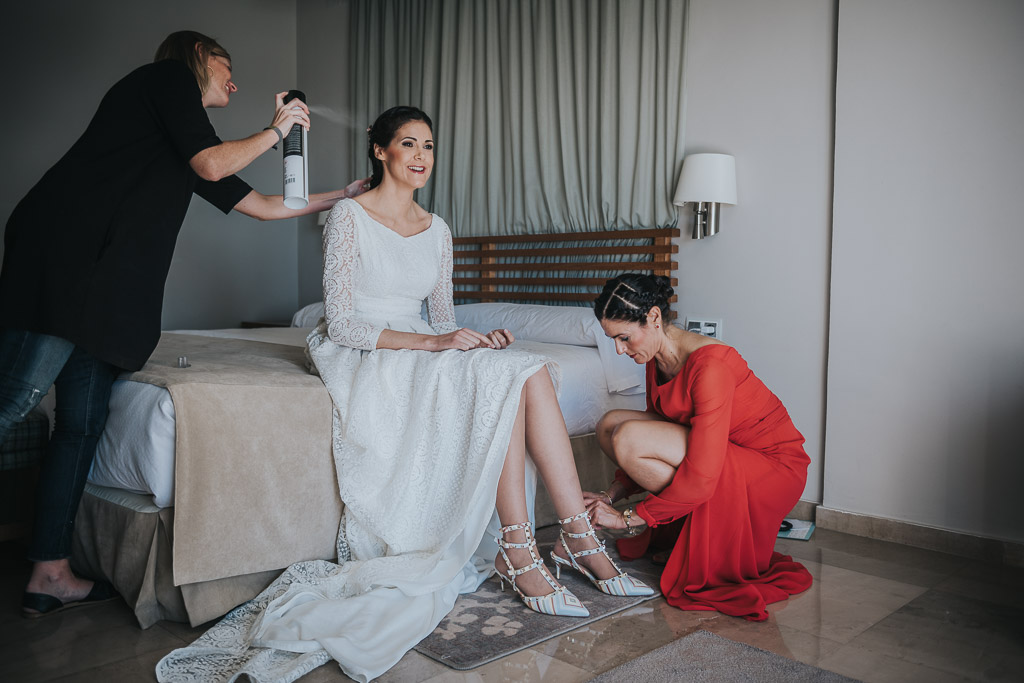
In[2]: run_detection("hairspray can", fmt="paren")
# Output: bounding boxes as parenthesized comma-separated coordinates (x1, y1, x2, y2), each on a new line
(282, 89, 309, 210)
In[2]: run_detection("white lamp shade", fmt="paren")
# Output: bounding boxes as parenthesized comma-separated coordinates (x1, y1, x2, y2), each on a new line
(673, 153, 737, 206)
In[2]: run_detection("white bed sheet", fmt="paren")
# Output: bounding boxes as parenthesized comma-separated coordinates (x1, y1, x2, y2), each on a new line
(89, 328, 644, 508)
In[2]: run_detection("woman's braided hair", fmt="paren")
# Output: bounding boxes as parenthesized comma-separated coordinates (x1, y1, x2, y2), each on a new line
(593, 273, 674, 325)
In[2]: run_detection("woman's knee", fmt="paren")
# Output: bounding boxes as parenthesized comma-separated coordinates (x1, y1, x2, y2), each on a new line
(596, 411, 617, 440)
(609, 419, 648, 466)
(524, 365, 555, 397)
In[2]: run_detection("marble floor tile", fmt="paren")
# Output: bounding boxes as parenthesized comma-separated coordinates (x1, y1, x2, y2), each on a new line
(0, 600, 182, 683)
(152, 616, 217, 644)
(770, 559, 928, 644)
(420, 648, 592, 683)
(838, 588, 1024, 681)
(817, 641, 976, 683)
(290, 649, 452, 682)
(936, 560, 1024, 611)
(529, 598, 716, 674)
(48, 646, 167, 683)
(776, 529, 970, 588)
(698, 615, 847, 669)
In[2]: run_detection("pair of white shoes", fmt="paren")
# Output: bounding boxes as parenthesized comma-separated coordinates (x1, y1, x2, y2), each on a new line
(495, 510, 654, 618)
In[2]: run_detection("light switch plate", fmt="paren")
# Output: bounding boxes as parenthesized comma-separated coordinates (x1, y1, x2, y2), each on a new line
(684, 317, 723, 340)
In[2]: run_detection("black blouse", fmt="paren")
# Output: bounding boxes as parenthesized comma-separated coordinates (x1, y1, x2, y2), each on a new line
(0, 60, 252, 370)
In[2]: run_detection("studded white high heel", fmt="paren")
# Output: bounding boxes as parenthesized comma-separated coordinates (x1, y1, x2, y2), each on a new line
(550, 510, 655, 597)
(495, 521, 589, 617)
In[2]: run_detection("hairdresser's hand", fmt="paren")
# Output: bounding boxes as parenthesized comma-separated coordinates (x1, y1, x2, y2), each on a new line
(270, 92, 311, 136)
(344, 176, 372, 199)
(582, 490, 613, 507)
(431, 327, 497, 351)
(484, 329, 515, 349)
(585, 500, 629, 531)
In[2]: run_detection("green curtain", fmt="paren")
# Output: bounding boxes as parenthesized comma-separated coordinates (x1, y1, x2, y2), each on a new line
(347, 0, 688, 237)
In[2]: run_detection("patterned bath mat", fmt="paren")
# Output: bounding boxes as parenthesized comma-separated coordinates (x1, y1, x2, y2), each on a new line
(414, 525, 662, 670)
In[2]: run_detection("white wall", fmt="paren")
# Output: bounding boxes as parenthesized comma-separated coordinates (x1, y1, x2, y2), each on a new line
(826, 0, 1024, 543)
(679, 0, 837, 503)
(0, 0, 299, 330)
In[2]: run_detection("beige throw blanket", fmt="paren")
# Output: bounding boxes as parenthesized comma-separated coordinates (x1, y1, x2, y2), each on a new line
(126, 333, 340, 586)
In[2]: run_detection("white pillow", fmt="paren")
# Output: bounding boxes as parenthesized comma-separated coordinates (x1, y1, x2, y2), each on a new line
(291, 301, 325, 328)
(455, 302, 595, 347)
(455, 302, 644, 395)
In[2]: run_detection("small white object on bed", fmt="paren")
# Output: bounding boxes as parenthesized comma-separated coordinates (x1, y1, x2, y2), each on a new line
(89, 303, 645, 508)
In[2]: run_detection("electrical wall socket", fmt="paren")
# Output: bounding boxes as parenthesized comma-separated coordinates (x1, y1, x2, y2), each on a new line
(684, 316, 723, 340)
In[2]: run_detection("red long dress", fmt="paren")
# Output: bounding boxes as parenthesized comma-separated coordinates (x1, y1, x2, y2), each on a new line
(616, 344, 813, 621)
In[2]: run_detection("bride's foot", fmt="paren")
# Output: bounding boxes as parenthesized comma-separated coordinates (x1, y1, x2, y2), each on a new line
(550, 511, 655, 597)
(551, 516, 619, 581)
(493, 550, 556, 598)
(495, 522, 589, 617)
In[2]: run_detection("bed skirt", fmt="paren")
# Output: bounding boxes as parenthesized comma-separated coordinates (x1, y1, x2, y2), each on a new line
(72, 432, 618, 629)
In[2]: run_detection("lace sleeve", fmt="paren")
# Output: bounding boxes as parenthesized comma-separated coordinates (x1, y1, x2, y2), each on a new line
(426, 223, 459, 334)
(322, 202, 384, 350)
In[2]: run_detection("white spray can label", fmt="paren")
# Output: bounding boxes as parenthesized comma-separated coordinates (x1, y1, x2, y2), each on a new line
(282, 90, 309, 210)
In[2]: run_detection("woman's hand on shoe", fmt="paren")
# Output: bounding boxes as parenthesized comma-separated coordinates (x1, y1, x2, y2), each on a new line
(582, 490, 612, 507)
(586, 500, 627, 530)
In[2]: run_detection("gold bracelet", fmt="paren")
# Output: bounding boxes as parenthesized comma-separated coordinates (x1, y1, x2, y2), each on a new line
(599, 489, 613, 506)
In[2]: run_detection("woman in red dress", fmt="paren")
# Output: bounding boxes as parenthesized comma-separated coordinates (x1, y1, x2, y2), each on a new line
(584, 274, 812, 621)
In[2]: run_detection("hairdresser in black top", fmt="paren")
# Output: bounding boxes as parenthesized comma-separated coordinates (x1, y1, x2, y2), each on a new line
(0, 30, 366, 617)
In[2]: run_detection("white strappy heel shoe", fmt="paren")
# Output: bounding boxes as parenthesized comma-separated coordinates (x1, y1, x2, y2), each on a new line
(495, 521, 589, 618)
(550, 510, 655, 597)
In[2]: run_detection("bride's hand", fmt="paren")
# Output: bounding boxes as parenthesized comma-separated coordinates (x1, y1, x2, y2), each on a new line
(432, 327, 496, 351)
(485, 329, 514, 349)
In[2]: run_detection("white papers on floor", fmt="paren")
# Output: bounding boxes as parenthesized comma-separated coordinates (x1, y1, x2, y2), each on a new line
(778, 519, 815, 541)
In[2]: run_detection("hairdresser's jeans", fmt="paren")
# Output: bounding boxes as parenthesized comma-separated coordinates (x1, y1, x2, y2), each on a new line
(0, 328, 119, 562)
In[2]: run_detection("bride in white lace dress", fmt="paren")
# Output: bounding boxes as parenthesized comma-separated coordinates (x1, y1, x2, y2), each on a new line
(156, 106, 651, 683)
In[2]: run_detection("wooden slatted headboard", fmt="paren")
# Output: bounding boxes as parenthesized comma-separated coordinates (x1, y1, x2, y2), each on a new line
(452, 228, 680, 310)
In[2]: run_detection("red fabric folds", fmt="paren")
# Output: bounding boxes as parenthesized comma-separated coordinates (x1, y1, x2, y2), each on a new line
(622, 345, 813, 621)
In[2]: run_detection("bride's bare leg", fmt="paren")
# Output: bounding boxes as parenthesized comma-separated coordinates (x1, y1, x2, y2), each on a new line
(494, 394, 559, 597)
(521, 369, 618, 581)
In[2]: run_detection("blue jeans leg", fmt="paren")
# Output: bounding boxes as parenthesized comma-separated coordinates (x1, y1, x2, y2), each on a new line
(28, 344, 120, 561)
(0, 328, 74, 441)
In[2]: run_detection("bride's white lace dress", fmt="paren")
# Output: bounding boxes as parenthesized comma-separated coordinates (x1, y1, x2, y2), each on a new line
(156, 199, 555, 682)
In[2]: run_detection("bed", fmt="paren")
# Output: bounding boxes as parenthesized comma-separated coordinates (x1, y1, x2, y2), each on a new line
(71, 227, 679, 628)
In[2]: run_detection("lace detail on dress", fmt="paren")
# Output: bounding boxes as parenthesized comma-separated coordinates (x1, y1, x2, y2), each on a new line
(322, 202, 383, 351)
(426, 228, 459, 334)
(156, 561, 337, 683)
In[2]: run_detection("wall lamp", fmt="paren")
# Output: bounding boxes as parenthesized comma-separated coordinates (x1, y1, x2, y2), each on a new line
(673, 153, 737, 239)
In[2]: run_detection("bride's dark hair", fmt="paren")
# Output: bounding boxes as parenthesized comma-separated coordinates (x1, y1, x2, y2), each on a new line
(593, 273, 674, 325)
(366, 106, 434, 189)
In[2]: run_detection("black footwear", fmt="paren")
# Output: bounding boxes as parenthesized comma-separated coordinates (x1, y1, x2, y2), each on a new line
(22, 580, 119, 618)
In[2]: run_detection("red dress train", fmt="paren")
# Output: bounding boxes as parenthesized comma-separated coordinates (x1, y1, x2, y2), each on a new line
(617, 344, 813, 621)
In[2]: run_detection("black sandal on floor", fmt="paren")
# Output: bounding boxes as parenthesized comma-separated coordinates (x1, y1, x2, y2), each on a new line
(22, 580, 119, 618)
